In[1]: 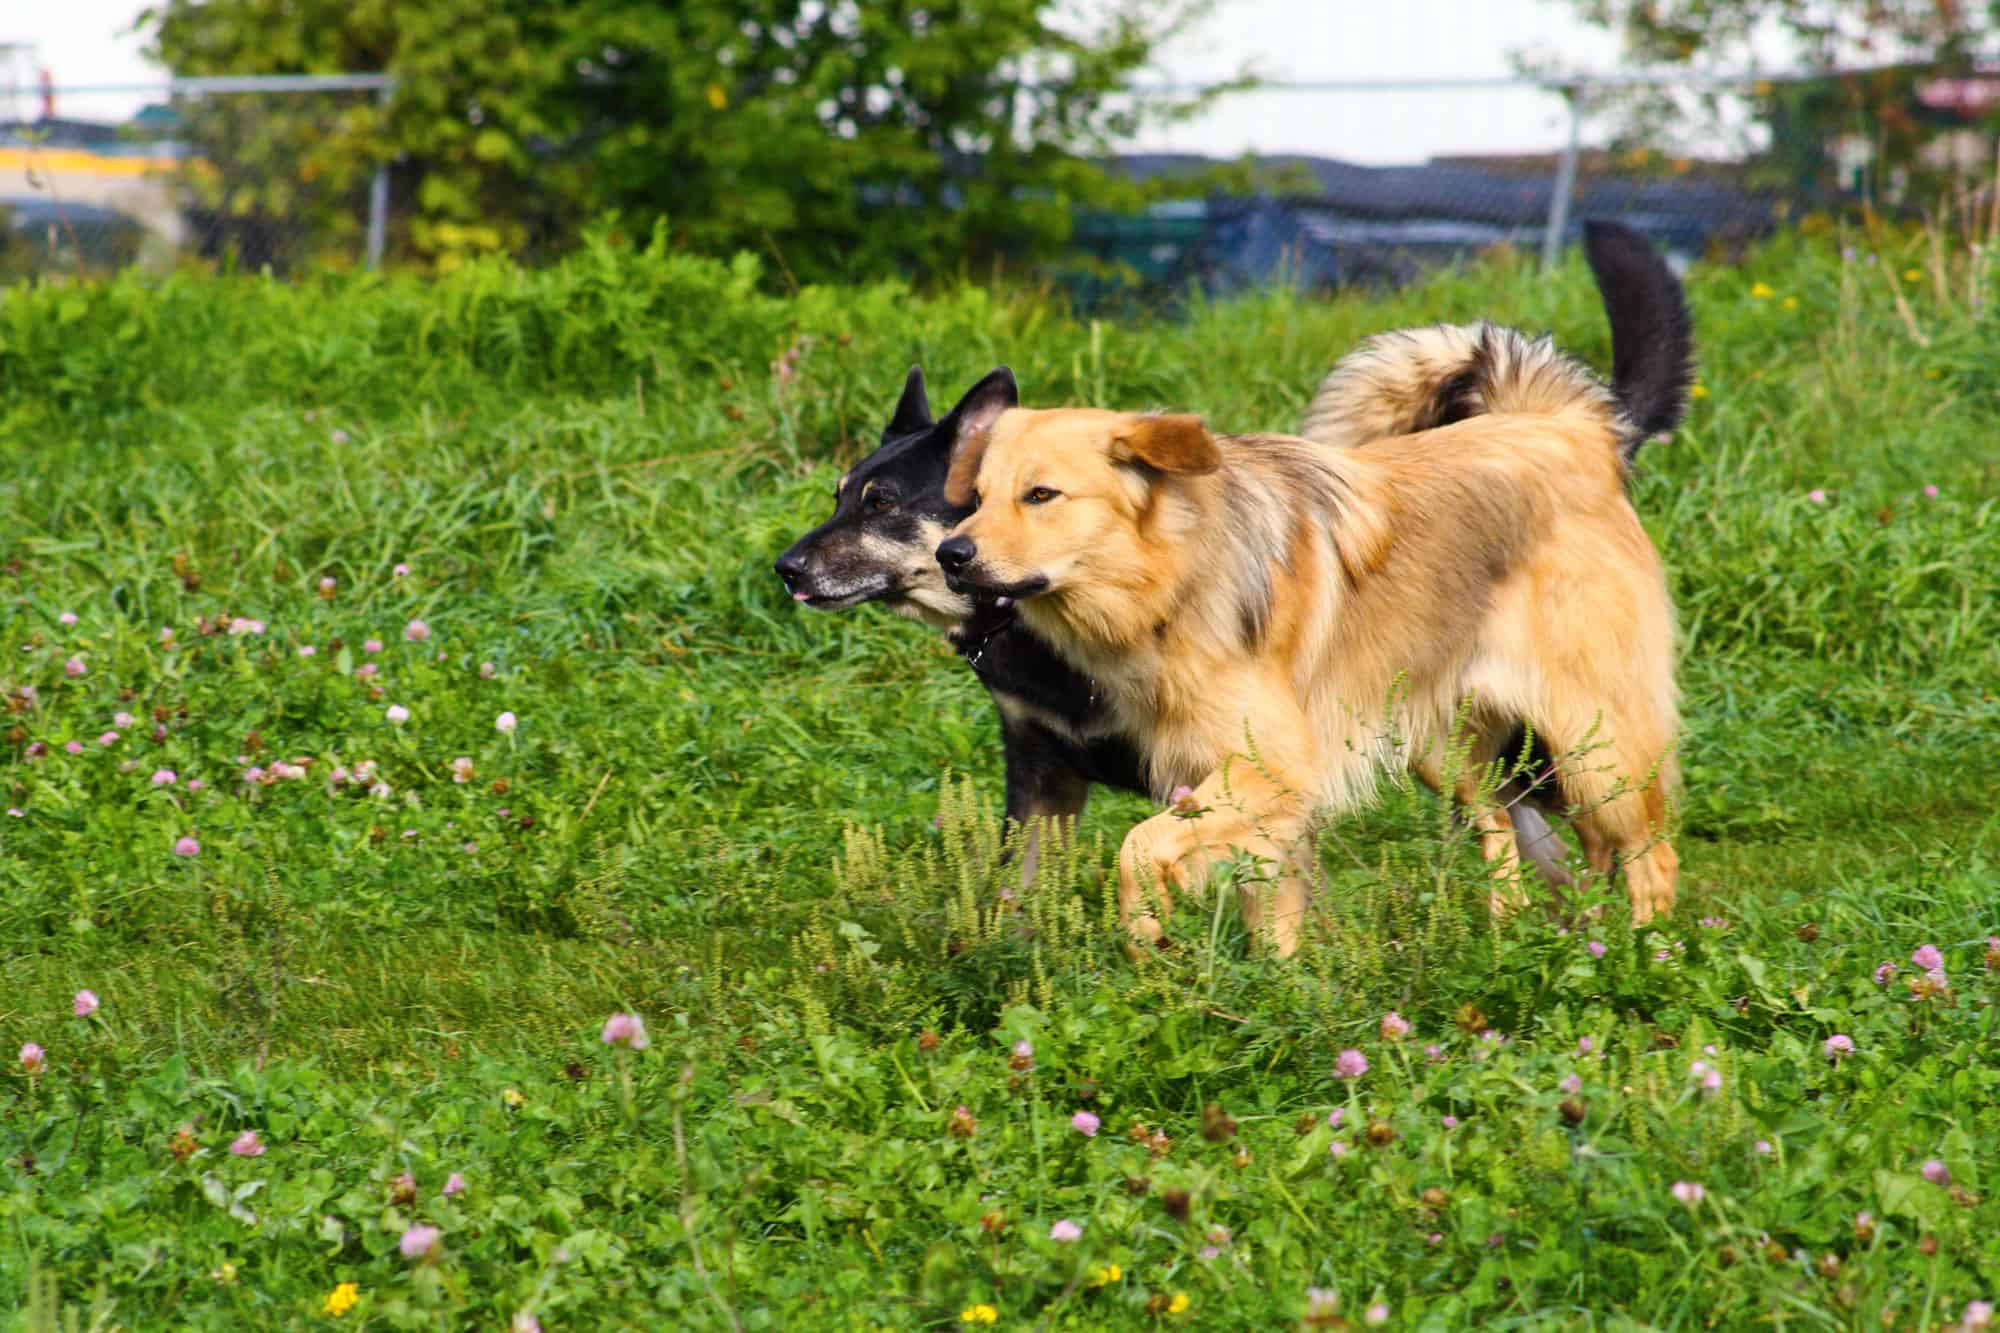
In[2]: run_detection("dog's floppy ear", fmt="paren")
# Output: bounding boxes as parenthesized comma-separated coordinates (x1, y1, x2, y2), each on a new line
(1113, 414, 1220, 475)
(883, 365, 932, 439)
(940, 367, 1017, 504)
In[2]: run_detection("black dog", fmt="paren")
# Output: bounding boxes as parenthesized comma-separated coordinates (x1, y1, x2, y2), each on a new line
(776, 222, 1693, 896)
(775, 368, 1146, 876)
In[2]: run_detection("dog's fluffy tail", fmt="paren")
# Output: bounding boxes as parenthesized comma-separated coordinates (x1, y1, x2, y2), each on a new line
(1298, 220, 1694, 463)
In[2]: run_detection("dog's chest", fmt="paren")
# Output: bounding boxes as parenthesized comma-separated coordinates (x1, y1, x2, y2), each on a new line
(949, 610, 1110, 740)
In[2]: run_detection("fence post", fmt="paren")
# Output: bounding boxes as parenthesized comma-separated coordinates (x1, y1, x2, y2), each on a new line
(1542, 83, 1584, 271)
(365, 82, 393, 269)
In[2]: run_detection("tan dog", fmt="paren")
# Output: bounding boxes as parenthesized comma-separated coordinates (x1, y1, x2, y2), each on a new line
(932, 226, 1691, 955)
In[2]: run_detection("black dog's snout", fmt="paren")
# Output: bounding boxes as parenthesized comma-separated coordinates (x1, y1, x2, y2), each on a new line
(935, 536, 975, 573)
(774, 550, 808, 588)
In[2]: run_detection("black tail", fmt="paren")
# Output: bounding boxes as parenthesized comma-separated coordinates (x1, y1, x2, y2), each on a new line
(1581, 220, 1696, 460)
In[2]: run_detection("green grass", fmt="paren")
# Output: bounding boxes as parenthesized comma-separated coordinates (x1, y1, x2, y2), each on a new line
(3, 225, 1999, 1329)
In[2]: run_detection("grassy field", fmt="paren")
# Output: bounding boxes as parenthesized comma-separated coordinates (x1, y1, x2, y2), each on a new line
(3, 224, 1999, 1330)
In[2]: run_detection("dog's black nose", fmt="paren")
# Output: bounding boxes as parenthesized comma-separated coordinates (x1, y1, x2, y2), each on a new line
(935, 536, 975, 573)
(774, 550, 807, 588)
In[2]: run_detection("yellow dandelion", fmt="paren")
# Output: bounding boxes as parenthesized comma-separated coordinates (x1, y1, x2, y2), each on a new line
(706, 83, 728, 110)
(1689, 383, 1708, 399)
(1781, 296, 1798, 311)
(323, 1282, 359, 1317)
(1902, 267, 1923, 282)
(1089, 1262, 1123, 1287)
(960, 1303, 999, 1324)
(1749, 282, 1773, 299)
(1168, 1291, 1190, 1314)
(502, 1088, 524, 1109)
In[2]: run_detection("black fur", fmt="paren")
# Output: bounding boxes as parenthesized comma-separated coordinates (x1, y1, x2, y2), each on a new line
(776, 368, 1145, 838)
(1416, 360, 1487, 432)
(1580, 219, 1697, 456)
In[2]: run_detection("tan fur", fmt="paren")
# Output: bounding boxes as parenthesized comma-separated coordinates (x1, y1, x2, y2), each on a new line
(1299, 322, 1632, 449)
(945, 349, 1678, 958)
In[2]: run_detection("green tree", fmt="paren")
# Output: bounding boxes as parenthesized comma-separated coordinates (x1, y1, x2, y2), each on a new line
(1552, 1, 2000, 195)
(142, 0, 1226, 277)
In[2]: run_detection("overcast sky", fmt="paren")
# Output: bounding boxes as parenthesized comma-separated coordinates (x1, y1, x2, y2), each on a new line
(13, 1, 1669, 164)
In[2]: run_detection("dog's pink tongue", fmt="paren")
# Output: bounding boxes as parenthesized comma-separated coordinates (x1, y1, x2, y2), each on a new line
(793, 592, 811, 602)
(996, 597, 1013, 609)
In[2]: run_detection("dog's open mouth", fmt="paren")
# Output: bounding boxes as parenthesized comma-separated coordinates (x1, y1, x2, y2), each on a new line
(789, 577, 896, 610)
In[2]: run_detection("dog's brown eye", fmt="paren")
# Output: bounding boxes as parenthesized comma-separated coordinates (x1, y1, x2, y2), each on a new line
(1024, 486, 1060, 505)
(870, 492, 894, 511)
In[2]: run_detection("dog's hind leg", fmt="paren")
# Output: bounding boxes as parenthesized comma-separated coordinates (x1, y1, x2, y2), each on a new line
(1432, 729, 1552, 917)
(1413, 741, 1571, 902)
(1506, 802, 1575, 890)
(1539, 710, 1679, 925)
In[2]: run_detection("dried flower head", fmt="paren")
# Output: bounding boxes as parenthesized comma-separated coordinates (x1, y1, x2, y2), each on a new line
(1200, 1104, 1237, 1142)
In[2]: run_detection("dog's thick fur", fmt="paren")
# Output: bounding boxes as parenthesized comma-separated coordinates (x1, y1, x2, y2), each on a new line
(775, 369, 1145, 876)
(938, 221, 1693, 955)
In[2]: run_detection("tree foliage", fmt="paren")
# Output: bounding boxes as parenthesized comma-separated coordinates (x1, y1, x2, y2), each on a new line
(1553, 1, 2000, 194)
(142, 0, 1222, 276)
(1568, 0, 1997, 70)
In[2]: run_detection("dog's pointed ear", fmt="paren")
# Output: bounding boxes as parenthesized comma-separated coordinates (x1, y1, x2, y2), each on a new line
(940, 368, 1017, 504)
(940, 367, 1016, 444)
(1113, 414, 1220, 475)
(883, 365, 932, 439)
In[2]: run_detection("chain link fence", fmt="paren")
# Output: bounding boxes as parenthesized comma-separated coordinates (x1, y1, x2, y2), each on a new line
(4, 68, 1989, 289)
